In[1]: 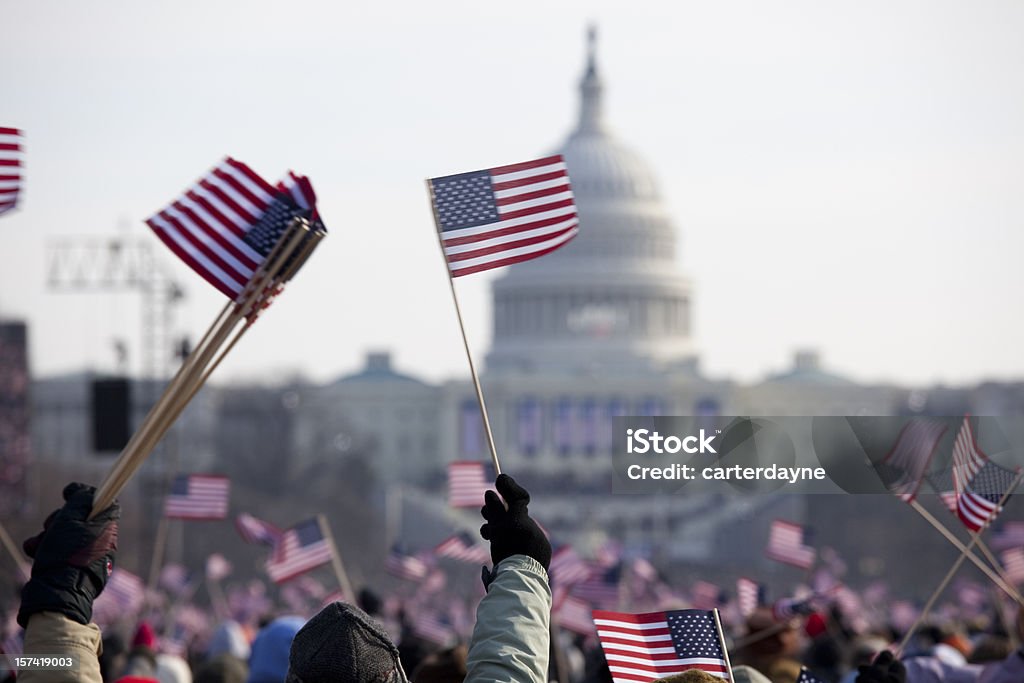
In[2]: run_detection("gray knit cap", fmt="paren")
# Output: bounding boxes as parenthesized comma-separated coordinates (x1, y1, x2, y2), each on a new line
(285, 602, 408, 683)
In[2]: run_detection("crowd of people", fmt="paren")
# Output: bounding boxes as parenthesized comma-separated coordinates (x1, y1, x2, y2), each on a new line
(2, 477, 1024, 683)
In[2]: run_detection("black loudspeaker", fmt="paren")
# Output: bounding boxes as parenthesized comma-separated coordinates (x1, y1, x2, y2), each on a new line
(91, 378, 131, 452)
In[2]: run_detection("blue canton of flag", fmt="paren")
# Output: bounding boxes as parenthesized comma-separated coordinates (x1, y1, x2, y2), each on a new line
(433, 171, 500, 230)
(242, 197, 305, 257)
(797, 667, 826, 683)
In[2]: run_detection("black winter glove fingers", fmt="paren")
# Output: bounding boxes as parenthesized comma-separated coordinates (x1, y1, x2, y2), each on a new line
(856, 651, 905, 683)
(478, 474, 551, 572)
(18, 482, 120, 627)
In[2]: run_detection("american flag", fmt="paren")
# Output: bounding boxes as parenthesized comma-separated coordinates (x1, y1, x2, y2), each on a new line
(98, 568, 145, 613)
(159, 564, 191, 595)
(385, 547, 431, 581)
(147, 157, 320, 299)
(433, 531, 490, 565)
(950, 416, 1019, 532)
(991, 521, 1024, 551)
(266, 518, 333, 584)
(736, 578, 761, 618)
(883, 419, 947, 502)
(1001, 548, 1024, 585)
(766, 520, 816, 570)
(550, 545, 593, 587)
(206, 553, 232, 581)
(572, 563, 622, 608)
(0, 128, 22, 216)
(163, 474, 230, 519)
(690, 581, 722, 611)
(448, 460, 491, 508)
(411, 611, 455, 646)
(429, 155, 579, 277)
(772, 594, 820, 621)
(593, 609, 731, 682)
(235, 512, 282, 546)
(554, 596, 597, 636)
(797, 667, 826, 683)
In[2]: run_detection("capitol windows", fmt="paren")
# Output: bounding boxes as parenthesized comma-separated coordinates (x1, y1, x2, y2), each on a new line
(516, 397, 542, 458)
(578, 398, 598, 457)
(553, 397, 573, 457)
(459, 399, 484, 458)
(638, 397, 666, 416)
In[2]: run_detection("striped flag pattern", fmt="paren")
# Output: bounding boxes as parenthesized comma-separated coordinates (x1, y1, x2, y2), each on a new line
(163, 474, 230, 520)
(100, 569, 145, 613)
(0, 128, 22, 216)
(385, 548, 431, 581)
(991, 521, 1024, 551)
(235, 512, 282, 546)
(146, 157, 319, 299)
(736, 578, 761, 618)
(883, 419, 947, 502)
(433, 532, 490, 565)
(550, 545, 593, 587)
(1002, 548, 1024, 585)
(554, 596, 597, 636)
(690, 581, 722, 611)
(429, 155, 579, 277)
(448, 461, 490, 508)
(266, 518, 333, 584)
(766, 520, 816, 570)
(950, 416, 1019, 532)
(593, 609, 731, 681)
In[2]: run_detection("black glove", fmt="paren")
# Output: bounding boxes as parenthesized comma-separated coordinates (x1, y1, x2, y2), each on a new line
(480, 474, 551, 572)
(18, 483, 120, 627)
(856, 651, 906, 683)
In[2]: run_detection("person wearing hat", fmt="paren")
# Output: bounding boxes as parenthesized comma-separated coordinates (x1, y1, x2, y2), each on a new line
(283, 473, 553, 683)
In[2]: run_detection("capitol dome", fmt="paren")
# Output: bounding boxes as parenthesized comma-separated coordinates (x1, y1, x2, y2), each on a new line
(486, 29, 695, 375)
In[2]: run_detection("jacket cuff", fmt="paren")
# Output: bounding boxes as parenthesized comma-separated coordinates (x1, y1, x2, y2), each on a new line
(493, 555, 549, 583)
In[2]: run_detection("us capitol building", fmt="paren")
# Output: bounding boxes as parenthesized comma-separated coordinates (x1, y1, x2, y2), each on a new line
(290, 33, 914, 557)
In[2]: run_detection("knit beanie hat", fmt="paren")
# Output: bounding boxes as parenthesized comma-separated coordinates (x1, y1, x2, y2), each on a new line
(285, 602, 407, 683)
(248, 616, 306, 683)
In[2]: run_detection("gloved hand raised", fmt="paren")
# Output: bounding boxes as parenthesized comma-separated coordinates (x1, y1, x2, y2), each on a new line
(479, 474, 551, 571)
(856, 651, 906, 683)
(18, 482, 120, 627)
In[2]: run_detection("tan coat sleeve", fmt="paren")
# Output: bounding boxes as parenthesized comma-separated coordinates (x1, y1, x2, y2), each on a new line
(19, 612, 103, 683)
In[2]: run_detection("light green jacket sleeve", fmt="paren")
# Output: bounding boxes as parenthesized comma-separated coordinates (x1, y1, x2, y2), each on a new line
(20, 612, 103, 683)
(466, 554, 551, 683)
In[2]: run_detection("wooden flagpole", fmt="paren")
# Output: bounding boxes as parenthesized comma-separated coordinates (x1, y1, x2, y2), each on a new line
(317, 514, 356, 604)
(0, 519, 29, 582)
(90, 220, 320, 517)
(712, 608, 735, 682)
(147, 515, 171, 595)
(897, 471, 1023, 654)
(425, 180, 501, 476)
(909, 500, 1024, 605)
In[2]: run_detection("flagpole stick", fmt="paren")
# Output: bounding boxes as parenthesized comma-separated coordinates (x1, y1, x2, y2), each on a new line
(317, 514, 356, 604)
(549, 621, 570, 683)
(147, 514, 170, 594)
(0, 519, 29, 582)
(909, 500, 1024, 605)
(897, 472, 1023, 654)
(976, 538, 1017, 592)
(425, 180, 501, 475)
(713, 608, 735, 682)
(90, 221, 316, 517)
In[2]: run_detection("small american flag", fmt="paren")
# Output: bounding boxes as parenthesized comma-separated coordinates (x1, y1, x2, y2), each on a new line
(266, 518, 333, 584)
(766, 520, 816, 570)
(385, 547, 431, 581)
(411, 611, 455, 646)
(448, 460, 491, 508)
(0, 128, 22, 217)
(593, 609, 731, 682)
(235, 512, 282, 546)
(550, 545, 593, 588)
(147, 158, 320, 299)
(429, 155, 579, 277)
(797, 667, 826, 683)
(163, 474, 230, 520)
(571, 563, 622, 608)
(1002, 548, 1024, 585)
(690, 581, 722, 611)
(159, 564, 191, 595)
(99, 568, 145, 613)
(736, 578, 761, 618)
(554, 596, 596, 636)
(772, 594, 820, 621)
(950, 416, 1019, 532)
(433, 531, 490, 565)
(883, 419, 947, 502)
(991, 521, 1024, 551)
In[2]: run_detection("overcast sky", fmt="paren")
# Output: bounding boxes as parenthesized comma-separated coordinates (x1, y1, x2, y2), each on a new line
(2, 1, 1023, 387)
